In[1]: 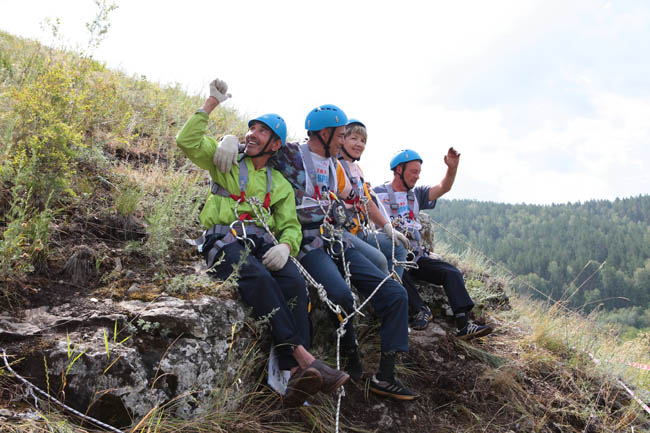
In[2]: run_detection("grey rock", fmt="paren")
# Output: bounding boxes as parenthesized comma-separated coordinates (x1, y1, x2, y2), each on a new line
(0, 305, 87, 339)
(8, 294, 250, 425)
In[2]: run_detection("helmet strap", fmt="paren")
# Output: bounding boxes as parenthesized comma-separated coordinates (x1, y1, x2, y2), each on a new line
(341, 144, 360, 162)
(247, 135, 278, 159)
(314, 128, 335, 158)
(398, 163, 414, 190)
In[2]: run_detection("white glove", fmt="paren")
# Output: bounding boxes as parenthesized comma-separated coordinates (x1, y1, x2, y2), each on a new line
(209, 78, 232, 103)
(383, 223, 410, 249)
(262, 243, 291, 271)
(213, 135, 239, 173)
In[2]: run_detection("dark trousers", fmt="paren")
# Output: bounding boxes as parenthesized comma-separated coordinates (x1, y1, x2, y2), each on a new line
(404, 256, 475, 315)
(300, 246, 409, 353)
(205, 235, 309, 370)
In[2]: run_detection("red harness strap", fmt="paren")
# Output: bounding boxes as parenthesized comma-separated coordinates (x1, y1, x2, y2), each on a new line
(210, 157, 273, 219)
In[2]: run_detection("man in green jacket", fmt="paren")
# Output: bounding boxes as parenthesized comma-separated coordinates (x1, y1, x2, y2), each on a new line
(176, 78, 348, 408)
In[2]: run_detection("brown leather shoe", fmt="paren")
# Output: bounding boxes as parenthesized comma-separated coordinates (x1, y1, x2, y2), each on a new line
(309, 359, 350, 394)
(283, 367, 322, 408)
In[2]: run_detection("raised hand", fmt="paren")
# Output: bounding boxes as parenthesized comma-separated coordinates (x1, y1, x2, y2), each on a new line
(209, 78, 232, 104)
(444, 147, 460, 169)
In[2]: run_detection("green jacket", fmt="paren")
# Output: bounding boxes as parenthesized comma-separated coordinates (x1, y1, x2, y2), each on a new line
(176, 112, 302, 256)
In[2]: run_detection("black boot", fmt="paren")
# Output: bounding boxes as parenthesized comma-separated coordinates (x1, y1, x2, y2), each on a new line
(343, 345, 363, 381)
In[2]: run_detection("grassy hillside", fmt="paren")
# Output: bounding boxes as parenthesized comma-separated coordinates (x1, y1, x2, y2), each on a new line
(0, 29, 248, 309)
(1, 32, 649, 432)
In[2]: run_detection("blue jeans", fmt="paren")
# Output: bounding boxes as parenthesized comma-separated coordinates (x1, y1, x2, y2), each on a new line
(356, 230, 408, 279)
(300, 246, 409, 353)
(205, 235, 310, 370)
(346, 231, 389, 275)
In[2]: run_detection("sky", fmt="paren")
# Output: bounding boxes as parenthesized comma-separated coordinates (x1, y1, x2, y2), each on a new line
(1, 0, 649, 205)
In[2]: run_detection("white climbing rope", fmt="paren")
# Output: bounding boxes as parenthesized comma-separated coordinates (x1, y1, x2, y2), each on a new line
(246, 194, 395, 433)
(1, 349, 125, 433)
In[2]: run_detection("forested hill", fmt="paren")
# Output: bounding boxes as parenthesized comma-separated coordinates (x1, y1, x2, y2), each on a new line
(427, 196, 650, 322)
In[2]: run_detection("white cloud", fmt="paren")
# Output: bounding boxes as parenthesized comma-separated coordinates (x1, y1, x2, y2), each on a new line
(1, 0, 649, 204)
(411, 90, 650, 204)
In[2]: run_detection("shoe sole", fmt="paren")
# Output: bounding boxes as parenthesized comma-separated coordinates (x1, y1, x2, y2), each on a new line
(410, 321, 430, 331)
(369, 386, 419, 401)
(283, 368, 322, 408)
(457, 326, 493, 341)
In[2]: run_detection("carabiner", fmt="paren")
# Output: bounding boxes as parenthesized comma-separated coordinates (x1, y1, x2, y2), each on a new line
(230, 220, 256, 250)
(327, 239, 344, 257)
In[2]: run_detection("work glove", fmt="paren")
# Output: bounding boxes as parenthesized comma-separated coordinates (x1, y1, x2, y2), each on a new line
(209, 78, 232, 104)
(383, 223, 410, 249)
(262, 243, 291, 271)
(213, 135, 239, 173)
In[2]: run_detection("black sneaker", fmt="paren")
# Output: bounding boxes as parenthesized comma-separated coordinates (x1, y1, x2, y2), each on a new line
(369, 375, 419, 401)
(343, 346, 364, 381)
(456, 322, 493, 340)
(410, 306, 433, 330)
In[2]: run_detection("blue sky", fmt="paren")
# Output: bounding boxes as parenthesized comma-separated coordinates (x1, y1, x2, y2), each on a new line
(1, 0, 648, 204)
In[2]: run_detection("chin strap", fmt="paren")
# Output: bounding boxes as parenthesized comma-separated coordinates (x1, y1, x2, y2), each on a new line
(247, 134, 278, 159)
(340, 145, 360, 162)
(398, 163, 414, 190)
(313, 127, 335, 158)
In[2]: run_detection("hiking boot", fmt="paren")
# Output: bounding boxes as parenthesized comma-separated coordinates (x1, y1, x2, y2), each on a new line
(283, 367, 322, 408)
(343, 346, 364, 381)
(456, 322, 493, 340)
(410, 306, 433, 330)
(369, 374, 419, 401)
(309, 359, 350, 394)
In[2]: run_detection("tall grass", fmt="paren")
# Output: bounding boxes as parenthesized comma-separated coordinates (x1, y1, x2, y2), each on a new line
(0, 29, 246, 293)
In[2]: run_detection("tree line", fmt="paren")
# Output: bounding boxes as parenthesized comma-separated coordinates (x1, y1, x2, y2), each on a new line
(426, 195, 650, 329)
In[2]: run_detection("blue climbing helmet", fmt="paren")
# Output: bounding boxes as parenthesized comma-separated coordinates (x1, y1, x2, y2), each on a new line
(390, 149, 423, 171)
(305, 104, 348, 131)
(248, 113, 287, 146)
(346, 118, 366, 129)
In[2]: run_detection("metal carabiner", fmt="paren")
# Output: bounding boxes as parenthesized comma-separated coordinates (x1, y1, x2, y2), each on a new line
(230, 220, 256, 250)
(327, 238, 344, 258)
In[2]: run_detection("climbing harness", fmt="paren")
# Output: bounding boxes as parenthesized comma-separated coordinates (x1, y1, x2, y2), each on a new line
(381, 183, 427, 261)
(338, 158, 369, 226)
(211, 155, 272, 220)
(246, 189, 392, 433)
(300, 142, 337, 201)
(384, 184, 419, 233)
(186, 156, 274, 255)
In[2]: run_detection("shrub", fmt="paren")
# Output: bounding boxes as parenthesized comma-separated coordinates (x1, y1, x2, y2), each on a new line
(114, 184, 143, 217)
(0, 187, 54, 291)
(142, 171, 203, 265)
(7, 60, 88, 203)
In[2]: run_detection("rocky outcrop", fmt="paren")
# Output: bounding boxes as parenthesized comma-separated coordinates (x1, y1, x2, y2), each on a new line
(2, 295, 252, 427)
(2, 262, 509, 429)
